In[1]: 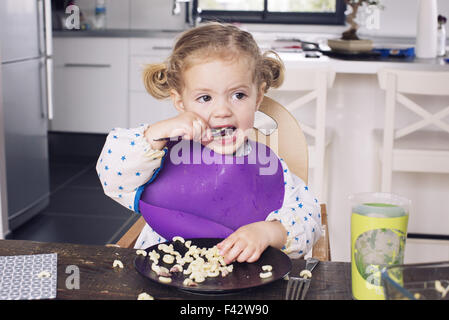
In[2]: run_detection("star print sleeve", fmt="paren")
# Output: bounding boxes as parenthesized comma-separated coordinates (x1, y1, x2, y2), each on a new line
(96, 124, 166, 212)
(265, 159, 323, 259)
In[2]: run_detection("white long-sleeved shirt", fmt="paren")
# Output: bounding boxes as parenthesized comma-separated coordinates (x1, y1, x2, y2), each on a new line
(96, 124, 322, 259)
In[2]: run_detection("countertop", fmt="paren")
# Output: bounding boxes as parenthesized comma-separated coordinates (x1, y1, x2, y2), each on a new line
(52, 29, 449, 74)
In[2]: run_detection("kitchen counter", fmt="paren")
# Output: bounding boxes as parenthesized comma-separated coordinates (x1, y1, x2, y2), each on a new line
(53, 29, 183, 39)
(53, 29, 449, 74)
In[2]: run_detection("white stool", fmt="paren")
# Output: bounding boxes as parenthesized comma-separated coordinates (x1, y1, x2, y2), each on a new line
(377, 69, 449, 193)
(261, 65, 335, 202)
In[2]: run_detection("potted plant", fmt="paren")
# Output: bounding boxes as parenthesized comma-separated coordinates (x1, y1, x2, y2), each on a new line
(328, 0, 383, 52)
(342, 0, 383, 40)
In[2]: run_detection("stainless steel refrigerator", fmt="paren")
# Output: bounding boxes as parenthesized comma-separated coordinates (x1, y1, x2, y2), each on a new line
(0, 0, 53, 234)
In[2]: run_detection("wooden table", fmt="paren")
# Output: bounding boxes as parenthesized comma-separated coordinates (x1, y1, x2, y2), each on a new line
(0, 240, 352, 300)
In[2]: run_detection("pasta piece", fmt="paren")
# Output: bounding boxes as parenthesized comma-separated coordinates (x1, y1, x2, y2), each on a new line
(259, 271, 273, 279)
(182, 278, 198, 287)
(172, 236, 185, 243)
(162, 254, 175, 264)
(37, 271, 51, 279)
(170, 264, 183, 273)
(158, 276, 172, 284)
(113, 260, 124, 269)
(136, 249, 147, 256)
(137, 292, 154, 300)
(262, 265, 272, 272)
(435, 280, 449, 298)
(299, 270, 312, 279)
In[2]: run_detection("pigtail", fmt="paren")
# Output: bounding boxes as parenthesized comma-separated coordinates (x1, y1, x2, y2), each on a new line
(142, 63, 171, 99)
(260, 50, 285, 92)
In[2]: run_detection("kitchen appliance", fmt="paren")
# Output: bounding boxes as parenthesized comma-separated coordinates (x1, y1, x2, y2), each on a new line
(0, 0, 53, 233)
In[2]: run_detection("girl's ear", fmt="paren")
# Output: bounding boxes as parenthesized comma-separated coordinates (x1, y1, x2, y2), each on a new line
(255, 82, 267, 111)
(170, 89, 185, 113)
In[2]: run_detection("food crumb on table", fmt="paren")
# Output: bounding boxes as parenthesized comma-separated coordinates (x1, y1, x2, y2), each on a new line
(113, 259, 124, 269)
(137, 292, 154, 300)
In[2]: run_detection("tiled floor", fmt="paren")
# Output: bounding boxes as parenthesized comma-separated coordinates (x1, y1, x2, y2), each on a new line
(7, 144, 140, 246)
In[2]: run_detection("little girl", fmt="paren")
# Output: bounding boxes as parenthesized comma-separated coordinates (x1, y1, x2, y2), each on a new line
(97, 22, 322, 263)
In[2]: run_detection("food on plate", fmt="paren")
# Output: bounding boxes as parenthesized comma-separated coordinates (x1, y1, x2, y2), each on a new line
(262, 265, 272, 272)
(148, 237, 234, 286)
(170, 264, 183, 273)
(172, 236, 185, 243)
(148, 250, 160, 263)
(162, 254, 175, 264)
(182, 278, 198, 287)
(136, 249, 147, 256)
(158, 276, 172, 283)
(259, 271, 272, 279)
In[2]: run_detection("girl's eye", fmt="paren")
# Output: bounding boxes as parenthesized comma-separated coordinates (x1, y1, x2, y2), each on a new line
(232, 92, 247, 100)
(197, 95, 212, 103)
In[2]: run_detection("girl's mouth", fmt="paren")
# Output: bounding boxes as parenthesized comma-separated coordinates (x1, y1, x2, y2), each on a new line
(210, 126, 237, 145)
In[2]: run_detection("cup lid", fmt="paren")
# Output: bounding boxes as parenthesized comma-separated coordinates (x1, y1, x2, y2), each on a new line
(353, 202, 407, 218)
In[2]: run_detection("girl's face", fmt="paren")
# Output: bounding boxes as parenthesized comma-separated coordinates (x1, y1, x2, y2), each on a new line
(171, 56, 265, 155)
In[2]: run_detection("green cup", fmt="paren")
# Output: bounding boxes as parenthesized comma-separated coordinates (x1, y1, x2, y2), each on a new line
(349, 192, 411, 300)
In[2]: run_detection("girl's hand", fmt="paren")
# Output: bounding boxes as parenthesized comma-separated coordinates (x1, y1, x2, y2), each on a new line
(216, 221, 287, 264)
(145, 111, 212, 150)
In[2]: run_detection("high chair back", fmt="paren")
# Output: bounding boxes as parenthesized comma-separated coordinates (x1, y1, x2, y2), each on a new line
(250, 96, 308, 183)
(114, 96, 331, 261)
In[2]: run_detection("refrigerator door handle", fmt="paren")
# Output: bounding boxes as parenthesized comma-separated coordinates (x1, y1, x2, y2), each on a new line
(46, 58, 54, 120)
(37, 0, 46, 57)
(44, 0, 53, 57)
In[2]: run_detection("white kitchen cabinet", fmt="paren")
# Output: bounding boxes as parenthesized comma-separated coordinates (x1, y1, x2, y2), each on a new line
(405, 239, 449, 264)
(129, 38, 177, 128)
(129, 92, 177, 128)
(52, 37, 129, 133)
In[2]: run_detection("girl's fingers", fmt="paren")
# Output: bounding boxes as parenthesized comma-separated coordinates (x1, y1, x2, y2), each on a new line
(223, 240, 245, 264)
(246, 249, 262, 263)
(196, 118, 211, 141)
(217, 236, 235, 257)
(192, 119, 203, 141)
(236, 246, 255, 263)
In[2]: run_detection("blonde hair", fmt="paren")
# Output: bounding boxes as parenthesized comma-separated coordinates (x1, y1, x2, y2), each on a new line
(143, 22, 285, 99)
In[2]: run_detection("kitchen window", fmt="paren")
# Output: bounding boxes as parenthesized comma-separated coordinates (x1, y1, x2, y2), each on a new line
(192, 0, 346, 25)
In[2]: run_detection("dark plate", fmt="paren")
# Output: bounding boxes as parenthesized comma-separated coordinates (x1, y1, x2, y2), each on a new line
(134, 238, 292, 294)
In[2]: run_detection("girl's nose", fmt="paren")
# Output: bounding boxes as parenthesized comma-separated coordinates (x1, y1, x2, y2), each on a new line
(210, 101, 233, 118)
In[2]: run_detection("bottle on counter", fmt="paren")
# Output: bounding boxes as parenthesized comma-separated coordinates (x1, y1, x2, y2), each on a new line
(416, 0, 438, 58)
(94, 0, 106, 30)
(437, 15, 447, 57)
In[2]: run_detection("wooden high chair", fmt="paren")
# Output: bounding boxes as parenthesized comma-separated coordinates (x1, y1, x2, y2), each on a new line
(114, 96, 331, 261)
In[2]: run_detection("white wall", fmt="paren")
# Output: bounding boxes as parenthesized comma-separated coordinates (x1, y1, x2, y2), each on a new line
(243, 0, 449, 38)
(74, 0, 188, 31)
(74, 0, 449, 37)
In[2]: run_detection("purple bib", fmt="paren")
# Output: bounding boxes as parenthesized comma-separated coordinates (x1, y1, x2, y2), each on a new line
(139, 139, 285, 240)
